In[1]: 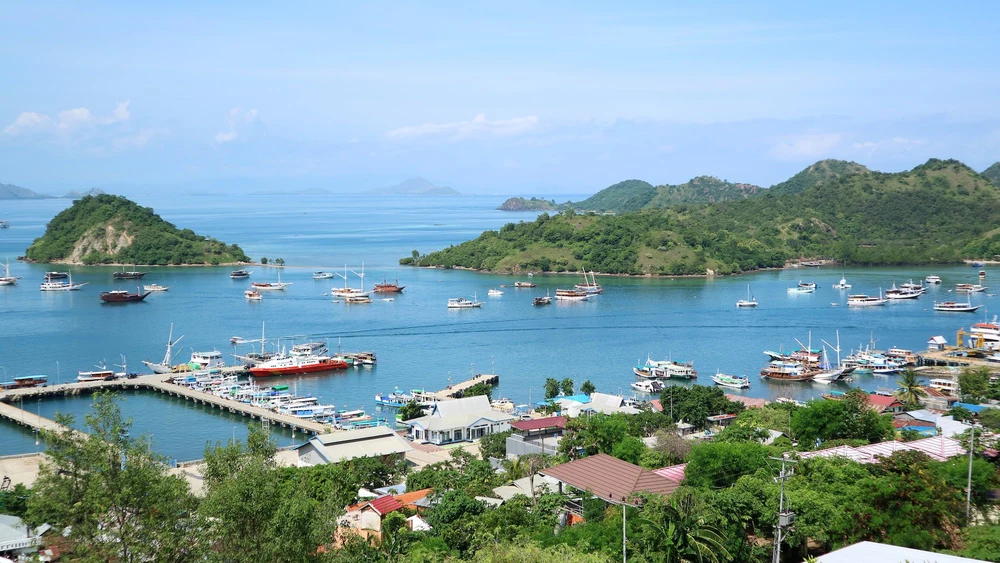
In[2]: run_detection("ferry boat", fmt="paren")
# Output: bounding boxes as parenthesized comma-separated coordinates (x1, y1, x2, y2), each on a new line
(44, 271, 69, 280)
(555, 288, 591, 301)
(633, 357, 697, 380)
(832, 275, 851, 290)
(190, 351, 226, 370)
(631, 379, 665, 393)
(113, 265, 146, 280)
(514, 281, 536, 288)
(956, 283, 988, 293)
(40, 274, 87, 291)
(230, 269, 251, 279)
(244, 289, 262, 301)
(249, 353, 349, 377)
(0, 259, 19, 286)
(533, 290, 553, 306)
(926, 275, 942, 284)
(934, 301, 982, 312)
(373, 277, 405, 293)
(143, 324, 184, 374)
(143, 283, 170, 292)
(711, 372, 750, 389)
(312, 271, 334, 279)
(487, 288, 504, 297)
(100, 287, 151, 303)
(847, 292, 887, 307)
(736, 284, 757, 308)
(575, 271, 603, 294)
(760, 361, 814, 382)
(447, 295, 482, 308)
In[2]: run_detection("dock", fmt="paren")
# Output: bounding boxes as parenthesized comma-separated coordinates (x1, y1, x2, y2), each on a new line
(0, 401, 76, 435)
(0, 373, 328, 435)
(428, 373, 500, 400)
(920, 347, 998, 371)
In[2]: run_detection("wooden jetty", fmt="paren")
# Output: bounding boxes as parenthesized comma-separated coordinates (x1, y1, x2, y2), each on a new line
(429, 373, 500, 401)
(0, 374, 328, 435)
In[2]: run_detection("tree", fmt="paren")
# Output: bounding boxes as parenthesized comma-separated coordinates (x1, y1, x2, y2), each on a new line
(959, 367, 991, 404)
(412, 249, 420, 260)
(0, 483, 30, 518)
(635, 493, 732, 563)
(479, 430, 511, 460)
(274, 257, 285, 266)
(949, 405, 975, 423)
(580, 380, 596, 395)
(560, 378, 575, 396)
(894, 368, 927, 407)
(650, 428, 693, 466)
(544, 377, 561, 399)
(464, 381, 493, 400)
(260, 256, 268, 264)
(978, 407, 1000, 430)
(398, 400, 426, 421)
(611, 436, 646, 465)
(685, 442, 770, 489)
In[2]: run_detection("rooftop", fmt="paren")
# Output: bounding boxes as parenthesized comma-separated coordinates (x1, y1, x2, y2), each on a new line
(799, 435, 965, 464)
(511, 416, 566, 433)
(725, 394, 771, 408)
(540, 453, 680, 504)
(296, 426, 413, 464)
(817, 540, 985, 562)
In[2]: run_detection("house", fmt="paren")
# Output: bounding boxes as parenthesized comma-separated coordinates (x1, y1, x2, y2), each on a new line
(817, 540, 985, 562)
(564, 392, 640, 417)
(0, 515, 49, 558)
(920, 386, 959, 410)
(863, 394, 905, 414)
(339, 488, 434, 537)
(894, 409, 970, 438)
(492, 474, 561, 501)
(798, 435, 965, 464)
(295, 426, 413, 467)
(540, 453, 680, 504)
(927, 335, 948, 351)
(706, 414, 738, 428)
(405, 395, 517, 445)
(506, 416, 566, 458)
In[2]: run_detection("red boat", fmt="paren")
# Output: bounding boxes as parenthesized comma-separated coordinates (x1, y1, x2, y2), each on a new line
(248, 356, 349, 377)
(373, 277, 405, 293)
(100, 288, 151, 303)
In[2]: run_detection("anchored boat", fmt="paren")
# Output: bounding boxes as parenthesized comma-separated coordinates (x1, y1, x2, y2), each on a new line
(100, 287, 151, 303)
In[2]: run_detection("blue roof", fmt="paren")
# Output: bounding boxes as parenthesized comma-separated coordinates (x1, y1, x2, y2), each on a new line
(533, 394, 592, 407)
(954, 402, 988, 413)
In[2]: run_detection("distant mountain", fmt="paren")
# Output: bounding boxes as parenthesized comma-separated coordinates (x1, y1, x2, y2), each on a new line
(0, 182, 52, 199)
(250, 188, 332, 195)
(497, 197, 563, 211)
(63, 188, 106, 199)
(983, 162, 1000, 187)
(769, 159, 870, 195)
(571, 177, 759, 212)
(368, 177, 462, 196)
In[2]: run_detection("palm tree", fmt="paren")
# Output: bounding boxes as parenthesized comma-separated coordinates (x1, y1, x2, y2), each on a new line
(639, 493, 732, 563)
(894, 368, 927, 407)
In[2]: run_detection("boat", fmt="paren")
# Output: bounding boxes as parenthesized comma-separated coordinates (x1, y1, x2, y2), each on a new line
(142, 324, 184, 374)
(448, 294, 483, 309)
(100, 287, 151, 303)
(249, 347, 349, 377)
(736, 284, 757, 308)
(533, 290, 553, 306)
(44, 271, 69, 280)
(375, 389, 413, 407)
(190, 351, 226, 370)
(40, 273, 87, 291)
(77, 362, 116, 382)
(847, 292, 887, 307)
(0, 220, 7, 229)
(251, 269, 291, 291)
(631, 379, 665, 393)
(973, 261, 987, 268)
(514, 281, 536, 288)
(934, 301, 982, 312)
(344, 294, 372, 304)
(798, 281, 817, 290)
(711, 372, 750, 389)
(555, 288, 591, 301)
(487, 288, 504, 296)
(113, 265, 146, 280)
(633, 357, 697, 380)
(230, 269, 251, 279)
(800, 261, 823, 267)
(957, 283, 988, 293)
(491, 398, 517, 413)
(143, 283, 170, 292)
(2, 375, 48, 390)
(373, 276, 405, 293)
(885, 283, 922, 300)
(313, 271, 334, 279)
(575, 271, 603, 294)
(760, 360, 815, 382)
(0, 259, 19, 286)
(331, 264, 370, 298)
(787, 286, 814, 294)
(926, 275, 942, 284)
(244, 289, 262, 301)
(899, 280, 925, 292)
(832, 275, 851, 290)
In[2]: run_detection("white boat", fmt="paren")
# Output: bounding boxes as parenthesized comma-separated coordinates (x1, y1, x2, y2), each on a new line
(736, 284, 757, 308)
(633, 356, 697, 380)
(447, 294, 482, 309)
(514, 281, 536, 288)
(787, 286, 814, 294)
(899, 280, 924, 292)
(251, 269, 291, 291)
(143, 283, 170, 292)
(344, 294, 372, 304)
(487, 288, 504, 296)
(0, 259, 19, 286)
(555, 288, 591, 301)
(711, 371, 750, 389)
(491, 398, 517, 413)
(77, 361, 116, 382)
(244, 289, 263, 301)
(575, 271, 603, 294)
(885, 283, 922, 300)
(832, 275, 851, 290)
(40, 273, 87, 291)
(798, 281, 817, 290)
(313, 271, 334, 279)
(847, 292, 887, 307)
(957, 283, 988, 293)
(631, 379, 665, 393)
(190, 351, 226, 370)
(332, 264, 370, 298)
(925, 275, 942, 284)
(142, 324, 184, 374)
(934, 301, 982, 312)
(230, 269, 251, 279)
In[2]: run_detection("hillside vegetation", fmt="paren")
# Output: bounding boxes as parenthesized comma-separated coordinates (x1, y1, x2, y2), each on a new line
(405, 159, 1000, 275)
(984, 162, 1000, 187)
(26, 194, 250, 265)
(768, 159, 870, 195)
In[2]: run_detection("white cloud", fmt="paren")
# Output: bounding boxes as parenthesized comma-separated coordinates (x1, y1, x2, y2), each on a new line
(769, 133, 842, 160)
(3, 101, 130, 136)
(851, 137, 925, 155)
(113, 128, 159, 150)
(386, 113, 539, 140)
(215, 108, 260, 144)
(2, 112, 55, 135)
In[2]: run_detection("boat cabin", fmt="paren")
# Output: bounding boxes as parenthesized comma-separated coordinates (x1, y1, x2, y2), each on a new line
(190, 351, 225, 369)
(929, 378, 958, 395)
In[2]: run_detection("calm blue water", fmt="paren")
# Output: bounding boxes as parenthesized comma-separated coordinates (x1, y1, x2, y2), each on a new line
(0, 195, 993, 458)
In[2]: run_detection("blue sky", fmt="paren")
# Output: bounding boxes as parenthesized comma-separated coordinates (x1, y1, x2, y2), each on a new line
(1, 1, 998, 194)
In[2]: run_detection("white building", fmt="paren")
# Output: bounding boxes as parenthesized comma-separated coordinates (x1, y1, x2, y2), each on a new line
(406, 395, 517, 445)
(564, 392, 641, 417)
(295, 426, 413, 467)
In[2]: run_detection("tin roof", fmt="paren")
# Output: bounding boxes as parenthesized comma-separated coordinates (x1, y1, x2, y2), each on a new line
(540, 453, 680, 503)
(652, 463, 687, 483)
(725, 394, 771, 408)
(817, 541, 985, 562)
(510, 416, 566, 432)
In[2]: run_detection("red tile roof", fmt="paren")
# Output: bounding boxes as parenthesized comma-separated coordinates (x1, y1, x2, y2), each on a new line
(393, 488, 433, 508)
(650, 399, 663, 412)
(368, 495, 404, 515)
(864, 394, 903, 413)
(540, 453, 680, 503)
(511, 416, 567, 432)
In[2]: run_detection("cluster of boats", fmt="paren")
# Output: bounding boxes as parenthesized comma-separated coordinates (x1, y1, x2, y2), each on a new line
(235, 264, 404, 304)
(759, 332, 919, 383)
(450, 272, 603, 309)
(779, 273, 987, 312)
(630, 356, 751, 391)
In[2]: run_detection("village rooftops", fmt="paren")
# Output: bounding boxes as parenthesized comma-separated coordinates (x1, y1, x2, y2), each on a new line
(540, 453, 680, 504)
(294, 426, 413, 466)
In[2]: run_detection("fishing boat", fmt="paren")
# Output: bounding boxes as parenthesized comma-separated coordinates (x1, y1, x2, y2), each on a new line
(100, 287, 150, 303)
(40, 273, 87, 291)
(633, 357, 697, 380)
(926, 274, 942, 284)
(575, 271, 603, 294)
(143, 324, 184, 374)
(312, 271, 334, 279)
(514, 281, 536, 288)
(244, 289, 263, 301)
(736, 284, 757, 308)
(832, 275, 851, 289)
(0, 259, 19, 286)
(44, 271, 69, 280)
(555, 288, 591, 301)
(373, 276, 405, 293)
(447, 295, 482, 308)
(113, 265, 146, 280)
(934, 301, 982, 312)
(631, 379, 665, 393)
(760, 361, 815, 382)
(487, 288, 504, 296)
(711, 371, 750, 389)
(957, 283, 988, 293)
(533, 290, 553, 306)
(230, 269, 251, 279)
(885, 283, 922, 300)
(847, 292, 887, 307)
(251, 269, 291, 290)
(331, 264, 370, 298)
(143, 283, 170, 292)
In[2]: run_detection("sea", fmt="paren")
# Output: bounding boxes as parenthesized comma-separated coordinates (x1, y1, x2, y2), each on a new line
(0, 194, 991, 459)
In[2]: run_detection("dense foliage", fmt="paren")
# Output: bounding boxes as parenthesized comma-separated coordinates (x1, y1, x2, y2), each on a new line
(409, 159, 1000, 274)
(25, 194, 250, 265)
(497, 197, 563, 211)
(984, 162, 1000, 187)
(767, 159, 869, 195)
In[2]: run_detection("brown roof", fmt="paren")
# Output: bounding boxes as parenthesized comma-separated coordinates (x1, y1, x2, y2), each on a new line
(864, 394, 903, 413)
(540, 453, 680, 503)
(725, 394, 770, 408)
(511, 416, 567, 432)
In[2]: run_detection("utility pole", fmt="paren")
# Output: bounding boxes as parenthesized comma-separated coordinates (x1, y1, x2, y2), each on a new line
(967, 424, 976, 522)
(770, 454, 797, 563)
(622, 501, 626, 563)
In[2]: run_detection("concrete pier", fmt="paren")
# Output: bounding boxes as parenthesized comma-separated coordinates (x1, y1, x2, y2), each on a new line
(429, 373, 501, 400)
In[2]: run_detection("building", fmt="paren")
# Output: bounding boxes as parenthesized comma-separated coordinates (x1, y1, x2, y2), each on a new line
(817, 540, 986, 562)
(920, 386, 959, 410)
(894, 410, 970, 438)
(863, 394, 906, 414)
(927, 335, 948, 351)
(339, 488, 433, 538)
(539, 453, 680, 504)
(506, 416, 566, 458)
(405, 395, 517, 445)
(0, 515, 48, 559)
(295, 426, 413, 467)
(564, 392, 641, 417)
(798, 435, 965, 464)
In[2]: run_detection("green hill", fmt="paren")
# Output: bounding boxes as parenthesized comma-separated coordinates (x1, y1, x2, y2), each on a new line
(768, 159, 870, 195)
(645, 176, 761, 206)
(572, 179, 656, 212)
(406, 159, 1000, 275)
(497, 197, 563, 211)
(983, 162, 1000, 187)
(26, 194, 250, 265)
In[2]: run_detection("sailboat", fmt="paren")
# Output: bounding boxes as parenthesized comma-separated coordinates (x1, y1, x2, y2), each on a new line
(251, 268, 291, 290)
(575, 271, 603, 294)
(0, 258, 20, 286)
(813, 331, 855, 384)
(736, 284, 758, 308)
(40, 272, 88, 291)
(332, 263, 370, 299)
(143, 324, 184, 374)
(832, 275, 851, 289)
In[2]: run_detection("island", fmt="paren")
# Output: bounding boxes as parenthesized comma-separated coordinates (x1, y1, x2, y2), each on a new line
(0, 182, 53, 199)
(404, 158, 1000, 276)
(367, 177, 462, 196)
(497, 197, 563, 211)
(25, 194, 250, 265)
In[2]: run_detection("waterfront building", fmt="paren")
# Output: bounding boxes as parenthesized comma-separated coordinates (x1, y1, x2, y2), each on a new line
(505, 416, 566, 458)
(405, 395, 516, 445)
(295, 426, 412, 467)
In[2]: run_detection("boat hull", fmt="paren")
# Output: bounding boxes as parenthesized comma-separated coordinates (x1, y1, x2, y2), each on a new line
(249, 358, 349, 377)
(100, 292, 151, 303)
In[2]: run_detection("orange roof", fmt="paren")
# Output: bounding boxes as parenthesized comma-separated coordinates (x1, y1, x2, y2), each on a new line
(393, 488, 433, 508)
(864, 394, 903, 413)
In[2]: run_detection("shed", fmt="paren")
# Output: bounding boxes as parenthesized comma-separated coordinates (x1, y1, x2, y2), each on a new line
(927, 335, 948, 351)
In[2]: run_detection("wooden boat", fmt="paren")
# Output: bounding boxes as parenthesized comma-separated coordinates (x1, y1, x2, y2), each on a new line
(957, 283, 987, 293)
(230, 269, 251, 279)
(0, 259, 20, 286)
(555, 288, 591, 301)
(760, 361, 815, 382)
(575, 271, 603, 294)
(244, 289, 263, 301)
(113, 265, 146, 279)
(373, 277, 405, 293)
(633, 357, 697, 380)
(847, 292, 887, 307)
(934, 301, 981, 312)
(143, 283, 170, 292)
(251, 269, 291, 290)
(533, 290, 553, 306)
(40, 274, 87, 291)
(100, 287, 151, 303)
(712, 371, 750, 389)
(44, 271, 69, 280)
(142, 324, 184, 374)
(885, 283, 922, 300)
(514, 281, 537, 288)
(332, 264, 369, 297)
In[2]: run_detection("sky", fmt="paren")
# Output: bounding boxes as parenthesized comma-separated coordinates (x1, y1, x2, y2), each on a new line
(1, 1, 998, 194)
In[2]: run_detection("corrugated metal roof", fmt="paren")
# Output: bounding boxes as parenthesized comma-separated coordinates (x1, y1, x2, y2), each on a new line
(725, 394, 771, 408)
(797, 436, 965, 464)
(817, 540, 986, 562)
(652, 463, 687, 483)
(511, 416, 567, 432)
(368, 495, 403, 515)
(540, 453, 679, 503)
(304, 428, 413, 463)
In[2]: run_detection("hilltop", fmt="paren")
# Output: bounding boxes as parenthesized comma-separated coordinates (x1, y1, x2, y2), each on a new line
(0, 182, 53, 199)
(768, 159, 870, 195)
(984, 162, 1000, 187)
(405, 159, 1000, 275)
(25, 194, 250, 265)
(367, 177, 462, 196)
(570, 177, 761, 212)
(497, 197, 563, 211)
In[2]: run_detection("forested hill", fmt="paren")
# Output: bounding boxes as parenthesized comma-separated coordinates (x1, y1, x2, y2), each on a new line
(405, 159, 1000, 275)
(768, 159, 870, 195)
(25, 194, 250, 265)
(571, 177, 760, 212)
(984, 162, 1000, 187)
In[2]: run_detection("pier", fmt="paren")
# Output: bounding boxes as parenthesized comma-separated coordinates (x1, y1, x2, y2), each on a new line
(429, 373, 501, 400)
(0, 401, 75, 435)
(0, 374, 328, 435)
